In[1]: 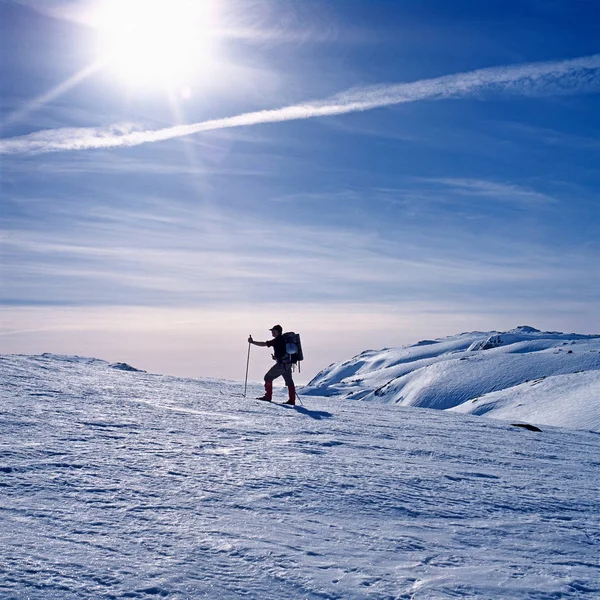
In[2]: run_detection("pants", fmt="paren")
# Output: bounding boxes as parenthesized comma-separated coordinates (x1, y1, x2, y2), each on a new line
(264, 361, 294, 386)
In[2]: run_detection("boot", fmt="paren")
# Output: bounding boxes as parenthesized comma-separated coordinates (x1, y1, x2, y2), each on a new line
(283, 384, 296, 405)
(257, 380, 273, 401)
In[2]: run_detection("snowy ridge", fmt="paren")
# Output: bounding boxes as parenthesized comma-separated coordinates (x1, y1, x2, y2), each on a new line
(1, 353, 599, 599)
(304, 326, 600, 432)
(35, 352, 146, 372)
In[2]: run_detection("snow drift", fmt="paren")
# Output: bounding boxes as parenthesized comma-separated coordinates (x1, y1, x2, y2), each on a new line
(303, 326, 600, 432)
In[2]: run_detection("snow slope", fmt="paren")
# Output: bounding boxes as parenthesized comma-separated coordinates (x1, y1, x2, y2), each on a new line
(1, 353, 600, 599)
(304, 327, 600, 432)
(450, 370, 600, 430)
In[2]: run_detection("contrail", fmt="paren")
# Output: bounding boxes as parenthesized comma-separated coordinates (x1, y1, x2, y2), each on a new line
(2, 54, 599, 155)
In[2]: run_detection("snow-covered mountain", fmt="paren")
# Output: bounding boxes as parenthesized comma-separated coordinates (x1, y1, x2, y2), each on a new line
(1, 352, 599, 599)
(304, 326, 600, 432)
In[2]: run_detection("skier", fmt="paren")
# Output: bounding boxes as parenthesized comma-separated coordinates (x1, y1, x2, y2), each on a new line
(248, 325, 296, 405)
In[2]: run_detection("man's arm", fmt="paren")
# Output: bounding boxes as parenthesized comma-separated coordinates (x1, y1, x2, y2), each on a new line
(248, 335, 269, 347)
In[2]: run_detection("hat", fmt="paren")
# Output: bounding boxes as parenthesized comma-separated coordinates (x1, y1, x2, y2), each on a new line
(269, 324, 283, 334)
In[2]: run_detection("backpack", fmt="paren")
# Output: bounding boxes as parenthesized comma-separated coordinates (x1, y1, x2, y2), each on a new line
(282, 331, 304, 369)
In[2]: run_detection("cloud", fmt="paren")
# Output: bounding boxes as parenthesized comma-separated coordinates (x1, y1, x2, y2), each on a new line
(3, 154, 274, 177)
(3, 203, 592, 310)
(2, 54, 600, 155)
(497, 121, 600, 150)
(416, 178, 559, 206)
(2, 61, 105, 128)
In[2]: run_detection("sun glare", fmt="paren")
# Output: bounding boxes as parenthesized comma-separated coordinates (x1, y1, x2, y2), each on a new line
(95, 0, 218, 88)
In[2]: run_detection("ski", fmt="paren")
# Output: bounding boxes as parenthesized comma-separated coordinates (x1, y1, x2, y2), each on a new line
(254, 397, 296, 406)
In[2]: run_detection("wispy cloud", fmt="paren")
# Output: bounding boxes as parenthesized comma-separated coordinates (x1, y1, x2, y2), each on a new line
(418, 178, 559, 206)
(274, 178, 560, 214)
(498, 121, 600, 150)
(2, 202, 593, 307)
(3, 154, 275, 177)
(2, 54, 600, 155)
(2, 61, 104, 128)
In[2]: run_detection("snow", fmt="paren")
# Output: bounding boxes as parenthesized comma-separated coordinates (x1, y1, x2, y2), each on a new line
(450, 370, 600, 430)
(1, 352, 600, 598)
(304, 327, 600, 432)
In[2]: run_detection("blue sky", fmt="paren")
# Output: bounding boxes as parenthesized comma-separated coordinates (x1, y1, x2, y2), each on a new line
(1, 0, 599, 382)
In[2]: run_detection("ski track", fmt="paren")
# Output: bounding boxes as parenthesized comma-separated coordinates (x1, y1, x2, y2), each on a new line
(1, 354, 599, 599)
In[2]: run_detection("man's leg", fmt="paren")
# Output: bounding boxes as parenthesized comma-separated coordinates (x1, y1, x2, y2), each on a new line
(282, 363, 296, 405)
(259, 363, 283, 401)
(258, 380, 273, 401)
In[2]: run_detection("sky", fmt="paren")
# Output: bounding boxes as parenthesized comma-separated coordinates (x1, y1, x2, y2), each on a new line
(1, 0, 599, 383)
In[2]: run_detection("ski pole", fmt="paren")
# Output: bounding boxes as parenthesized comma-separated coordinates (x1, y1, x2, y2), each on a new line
(244, 337, 251, 398)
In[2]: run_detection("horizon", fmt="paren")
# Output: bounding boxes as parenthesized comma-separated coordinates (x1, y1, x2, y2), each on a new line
(2, 0, 599, 383)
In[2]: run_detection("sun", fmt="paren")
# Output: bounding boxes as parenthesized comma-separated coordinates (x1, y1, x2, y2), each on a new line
(94, 0, 218, 88)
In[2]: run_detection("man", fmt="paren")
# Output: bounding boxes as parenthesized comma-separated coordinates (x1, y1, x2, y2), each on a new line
(248, 325, 296, 405)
